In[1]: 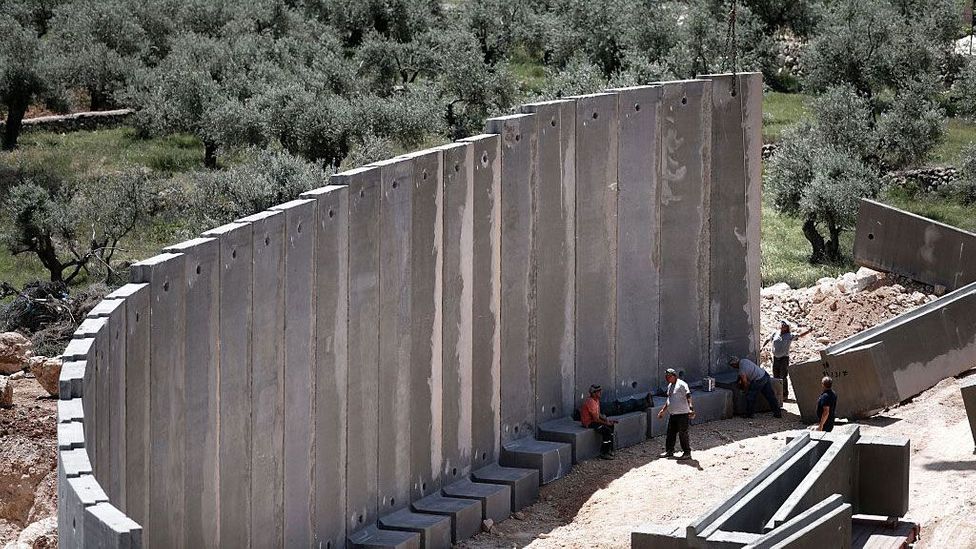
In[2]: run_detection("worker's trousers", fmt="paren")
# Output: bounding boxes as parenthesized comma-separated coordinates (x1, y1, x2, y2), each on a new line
(590, 424, 614, 455)
(746, 373, 781, 418)
(665, 413, 691, 455)
(772, 355, 790, 399)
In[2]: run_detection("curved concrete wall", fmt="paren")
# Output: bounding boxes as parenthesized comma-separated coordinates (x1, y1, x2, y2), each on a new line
(56, 73, 763, 548)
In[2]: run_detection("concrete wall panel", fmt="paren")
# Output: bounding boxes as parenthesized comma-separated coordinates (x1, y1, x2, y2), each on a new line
(131, 252, 187, 549)
(574, 93, 619, 400)
(299, 185, 349, 549)
(440, 142, 475, 482)
(963, 376, 976, 448)
(375, 156, 414, 514)
(611, 86, 660, 398)
(485, 114, 537, 443)
(459, 134, 502, 468)
(700, 73, 762, 374)
(402, 149, 444, 499)
(163, 237, 220, 549)
(271, 199, 317, 546)
(522, 100, 577, 421)
(113, 284, 149, 524)
(342, 166, 382, 529)
(854, 199, 976, 291)
(658, 80, 712, 380)
(200, 221, 253, 549)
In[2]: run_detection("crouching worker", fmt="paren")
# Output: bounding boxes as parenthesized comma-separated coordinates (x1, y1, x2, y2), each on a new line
(657, 368, 695, 461)
(581, 385, 618, 460)
(729, 356, 782, 419)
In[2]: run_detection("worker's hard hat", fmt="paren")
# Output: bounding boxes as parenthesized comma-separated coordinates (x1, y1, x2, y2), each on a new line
(665, 368, 677, 376)
(589, 384, 602, 394)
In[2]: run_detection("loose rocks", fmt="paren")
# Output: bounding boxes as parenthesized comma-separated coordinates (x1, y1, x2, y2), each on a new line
(0, 376, 12, 408)
(0, 333, 32, 375)
(27, 357, 61, 397)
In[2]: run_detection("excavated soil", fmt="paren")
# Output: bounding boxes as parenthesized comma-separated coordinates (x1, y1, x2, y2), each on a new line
(462, 274, 976, 548)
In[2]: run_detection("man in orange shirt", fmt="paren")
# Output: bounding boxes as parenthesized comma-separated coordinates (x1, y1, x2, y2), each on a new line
(581, 385, 618, 460)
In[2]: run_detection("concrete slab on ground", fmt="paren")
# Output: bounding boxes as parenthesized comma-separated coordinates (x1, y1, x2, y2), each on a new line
(538, 417, 601, 463)
(441, 478, 511, 524)
(609, 411, 647, 449)
(377, 508, 452, 549)
(856, 435, 910, 517)
(471, 464, 539, 511)
(500, 438, 572, 484)
(410, 494, 482, 543)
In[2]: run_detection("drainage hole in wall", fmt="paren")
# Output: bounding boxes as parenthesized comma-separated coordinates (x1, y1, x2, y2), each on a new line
(868, 233, 875, 240)
(390, 498, 395, 506)
(514, 425, 519, 433)
(163, 282, 170, 292)
(359, 515, 364, 524)
(232, 249, 238, 259)
(550, 118, 557, 127)
(481, 152, 489, 166)
(452, 467, 457, 476)
(423, 170, 428, 180)
(392, 180, 398, 189)
(551, 406, 556, 414)
(196, 264, 201, 275)
(265, 236, 270, 246)
(515, 134, 521, 142)
(360, 189, 365, 198)
(422, 482, 427, 491)
(681, 96, 688, 105)
(482, 451, 487, 460)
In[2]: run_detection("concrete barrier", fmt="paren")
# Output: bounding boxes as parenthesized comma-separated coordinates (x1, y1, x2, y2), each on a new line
(59, 75, 767, 548)
(854, 198, 976, 292)
(963, 376, 976, 449)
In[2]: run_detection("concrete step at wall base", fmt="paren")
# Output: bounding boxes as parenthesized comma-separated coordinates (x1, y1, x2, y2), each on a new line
(441, 478, 511, 523)
(646, 396, 669, 438)
(471, 464, 539, 511)
(377, 509, 452, 549)
(715, 372, 783, 414)
(689, 388, 734, 426)
(349, 525, 422, 549)
(608, 412, 647, 449)
(410, 494, 482, 543)
(537, 417, 602, 463)
(500, 438, 572, 483)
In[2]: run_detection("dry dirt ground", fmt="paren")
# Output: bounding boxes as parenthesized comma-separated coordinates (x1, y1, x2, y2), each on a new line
(462, 275, 976, 549)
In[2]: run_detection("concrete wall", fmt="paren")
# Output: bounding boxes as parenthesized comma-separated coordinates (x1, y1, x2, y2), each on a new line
(58, 74, 763, 548)
(854, 199, 976, 292)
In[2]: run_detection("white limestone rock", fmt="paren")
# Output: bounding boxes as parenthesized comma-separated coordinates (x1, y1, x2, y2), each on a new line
(0, 332, 32, 375)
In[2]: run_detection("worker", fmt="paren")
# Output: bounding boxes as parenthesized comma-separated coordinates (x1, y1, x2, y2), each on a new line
(816, 376, 837, 432)
(762, 320, 812, 400)
(657, 368, 695, 461)
(729, 356, 782, 419)
(580, 385, 618, 460)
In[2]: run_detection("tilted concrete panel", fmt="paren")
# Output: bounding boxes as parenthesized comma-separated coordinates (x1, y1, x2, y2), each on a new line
(854, 199, 976, 291)
(484, 114, 537, 444)
(611, 86, 661, 399)
(521, 100, 577, 422)
(745, 494, 851, 549)
(270, 199, 318, 546)
(404, 148, 444, 500)
(856, 435, 910, 517)
(131, 252, 187, 549)
(458, 134, 502, 469)
(963, 376, 976, 448)
(658, 80, 712, 381)
(299, 185, 349, 549)
(699, 73, 763, 376)
(574, 93, 619, 401)
(163, 237, 219, 548)
(200, 221, 253, 548)
(439, 142, 474, 484)
(342, 166, 383, 531)
(375, 156, 415, 516)
(792, 343, 893, 423)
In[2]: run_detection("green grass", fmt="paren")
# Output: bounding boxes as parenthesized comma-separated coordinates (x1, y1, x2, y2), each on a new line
(510, 60, 548, 96)
(760, 200, 856, 288)
(0, 127, 203, 181)
(881, 187, 976, 233)
(929, 117, 976, 165)
(762, 91, 810, 142)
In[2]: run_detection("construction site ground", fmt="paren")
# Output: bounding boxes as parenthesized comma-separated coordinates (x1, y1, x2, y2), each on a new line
(461, 274, 976, 549)
(1, 273, 975, 547)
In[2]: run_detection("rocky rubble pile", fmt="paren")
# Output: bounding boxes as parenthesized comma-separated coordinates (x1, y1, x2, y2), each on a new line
(882, 166, 958, 194)
(758, 267, 938, 364)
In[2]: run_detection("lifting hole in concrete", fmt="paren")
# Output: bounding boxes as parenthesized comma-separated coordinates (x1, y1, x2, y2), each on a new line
(550, 118, 557, 127)
(264, 236, 270, 246)
(551, 406, 556, 414)
(297, 223, 302, 234)
(196, 264, 201, 275)
(232, 249, 237, 259)
(481, 152, 489, 166)
(390, 498, 395, 507)
(135, 312, 140, 322)
(422, 482, 427, 491)
(482, 452, 487, 460)
(163, 281, 170, 292)
(868, 233, 875, 240)
(515, 134, 521, 142)
(360, 189, 365, 198)
(634, 103, 641, 112)
(631, 381, 638, 389)
(423, 170, 429, 180)
(359, 515, 364, 524)
(514, 425, 519, 433)
(454, 163, 460, 172)
(681, 96, 688, 105)
(592, 112, 599, 120)
(392, 180, 398, 189)
(327, 543, 332, 549)
(453, 467, 457, 476)
(730, 89, 737, 97)
(328, 209, 335, 219)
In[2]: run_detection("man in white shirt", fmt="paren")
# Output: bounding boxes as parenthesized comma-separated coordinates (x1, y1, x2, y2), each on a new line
(762, 321, 811, 400)
(729, 356, 782, 419)
(657, 368, 695, 460)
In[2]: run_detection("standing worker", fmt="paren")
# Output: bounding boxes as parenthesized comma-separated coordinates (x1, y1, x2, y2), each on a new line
(580, 385, 618, 460)
(729, 356, 782, 419)
(762, 320, 812, 400)
(816, 376, 837, 432)
(657, 369, 695, 461)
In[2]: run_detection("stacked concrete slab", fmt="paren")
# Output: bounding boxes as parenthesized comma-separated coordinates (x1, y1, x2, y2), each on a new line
(58, 73, 764, 549)
(632, 428, 912, 548)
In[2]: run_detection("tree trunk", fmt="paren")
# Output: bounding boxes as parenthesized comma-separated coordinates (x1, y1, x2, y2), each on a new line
(204, 141, 218, 169)
(802, 215, 827, 264)
(34, 238, 66, 283)
(2, 95, 29, 151)
(826, 222, 843, 262)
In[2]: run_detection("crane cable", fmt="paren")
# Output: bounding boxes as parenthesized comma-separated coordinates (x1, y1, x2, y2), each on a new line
(724, 0, 739, 96)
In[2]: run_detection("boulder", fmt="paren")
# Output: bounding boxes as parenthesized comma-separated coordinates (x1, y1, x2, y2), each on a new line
(0, 332, 32, 375)
(28, 357, 61, 397)
(760, 282, 792, 298)
(3, 516, 57, 549)
(0, 376, 12, 408)
(854, 267, 880, 291)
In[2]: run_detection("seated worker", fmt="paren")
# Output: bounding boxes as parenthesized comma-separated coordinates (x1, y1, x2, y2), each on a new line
(580, 384, 618, 460)
(816, 376, 837, 432)
(729, 356, 782, 419)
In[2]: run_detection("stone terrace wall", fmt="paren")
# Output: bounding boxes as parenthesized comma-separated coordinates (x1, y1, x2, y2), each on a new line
(56, 73, 762, 548)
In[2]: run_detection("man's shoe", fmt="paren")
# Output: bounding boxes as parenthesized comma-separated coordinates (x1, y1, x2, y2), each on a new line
(600, 453, 615, 460)
(677, 453, 692, 461)
(658, 452, 675, 459)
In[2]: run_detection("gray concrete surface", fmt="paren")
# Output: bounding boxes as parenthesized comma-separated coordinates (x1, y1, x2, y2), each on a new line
(118, 283, 149, 526)
(791, 343, 891, 422)
(458, 134, 502, 470)
(963, 376, 976, 448)
(631, 523, 689, 549)
(856, 435, 910, 517)
(689, 388, 734, 426)
(574, 93, 619, 401)
(84, 298, 125, 507)
(611, 85, 661, 400)
(471, 464, 539, 511)
(609, 411, 647, 449)
(501, 438, 572, 484)
(537, 417, 602, 463)
(440, 479, 511, 524)
(485, 114, 537, 445)
(349, 525, 422, 549)
(83, 502, 142, 548)
(657, 80, 712, 381)
(745, 494, 850, 549)
(521, 99, 577, 425)
(854, 198, 976, 292)
(410, 494, 482, 543)
(377, 508, 452, 549)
